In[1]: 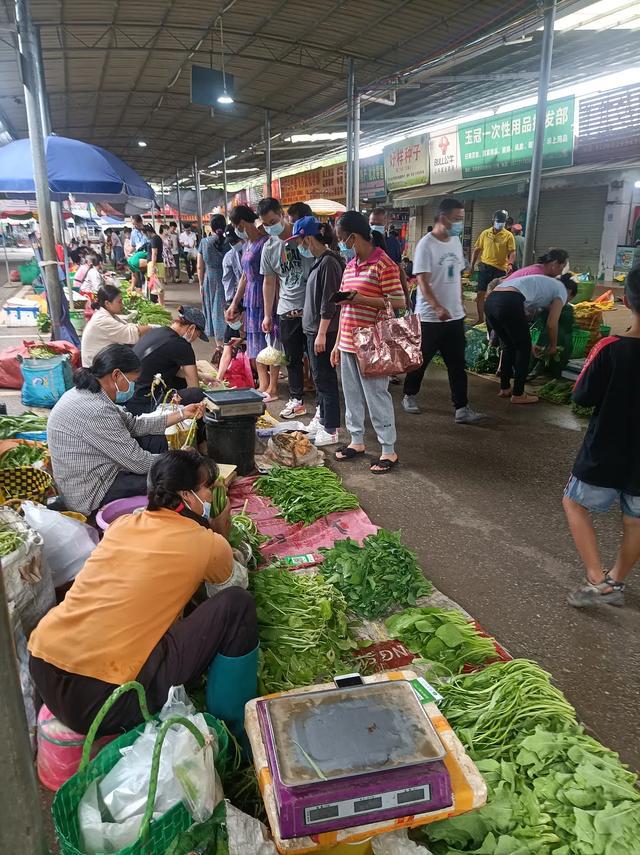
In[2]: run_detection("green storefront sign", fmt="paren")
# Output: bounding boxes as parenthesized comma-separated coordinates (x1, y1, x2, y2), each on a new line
(458, 96, 575, 178)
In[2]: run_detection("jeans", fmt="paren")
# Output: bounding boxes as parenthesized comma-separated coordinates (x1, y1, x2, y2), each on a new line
(306, 331, 340, 432)
(279, 314, 305, 400)
(564, 475, 640, 518)
(340, 351, 396, 455)
(485, 291, 531, 396)
(403, 319, 468, 409)
(185, 254, 197, 279)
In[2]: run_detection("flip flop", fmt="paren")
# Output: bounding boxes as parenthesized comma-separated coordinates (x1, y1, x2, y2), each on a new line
(370, 457, 399, 474)
(335, 446, 366, 461)
(511, 393, 539, 405)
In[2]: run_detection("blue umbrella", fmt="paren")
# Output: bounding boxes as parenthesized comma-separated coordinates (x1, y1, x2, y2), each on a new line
(0, 135, 155, 208)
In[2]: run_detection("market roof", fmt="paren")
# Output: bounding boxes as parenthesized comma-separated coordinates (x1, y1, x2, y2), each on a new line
(0, 0, 639, 188)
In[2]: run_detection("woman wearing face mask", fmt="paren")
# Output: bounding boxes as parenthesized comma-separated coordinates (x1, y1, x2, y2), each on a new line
(81, 284, 151, 368)
(47, 345, 204, 516)
(332, 211, 406, 473)
(286, 216, 344, 446)
(197, 214, 229, 356)
(29, 449, 259, 739)
(225, 205, 279, 399)
(504, 248, 569, 281)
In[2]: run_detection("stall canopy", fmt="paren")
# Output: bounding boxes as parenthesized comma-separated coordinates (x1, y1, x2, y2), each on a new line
(0, 136, 155, 210)
(306, 198, 347, 216)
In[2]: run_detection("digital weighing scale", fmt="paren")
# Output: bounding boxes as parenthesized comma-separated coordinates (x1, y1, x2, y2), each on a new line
(203, 388, 265, 421)
(255, 678, 453, 839)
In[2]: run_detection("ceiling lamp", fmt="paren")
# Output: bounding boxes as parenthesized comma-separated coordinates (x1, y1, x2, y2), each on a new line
(217, 19, 234, 105)
(138, 140, 147, 147)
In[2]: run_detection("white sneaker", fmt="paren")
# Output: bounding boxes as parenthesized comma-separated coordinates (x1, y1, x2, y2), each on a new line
(455, 405, 486, 425)
(313, 428, 339, 447)
(306, 407, 322, 436)
(280, 398, 307, 419)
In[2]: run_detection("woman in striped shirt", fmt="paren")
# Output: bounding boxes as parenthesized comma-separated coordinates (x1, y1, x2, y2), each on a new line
(331, 211, 406, 473)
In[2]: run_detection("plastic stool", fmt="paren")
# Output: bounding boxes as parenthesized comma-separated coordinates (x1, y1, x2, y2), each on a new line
(36, 705, 115, 791)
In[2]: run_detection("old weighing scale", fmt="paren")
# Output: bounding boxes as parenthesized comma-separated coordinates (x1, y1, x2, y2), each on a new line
(202, 389, 265, 476)
(246, 672, 487, 853)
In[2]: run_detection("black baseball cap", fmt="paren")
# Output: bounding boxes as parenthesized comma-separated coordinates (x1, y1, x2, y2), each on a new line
(178, 305, 209, 341)
(493, 209, 508, 222)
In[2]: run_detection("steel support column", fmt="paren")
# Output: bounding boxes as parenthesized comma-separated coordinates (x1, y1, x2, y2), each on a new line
(176, 172, 182, 231)
(15, 0, 63, 338)
(265, 110, 272, 194)
(346, 58, 355, 210)
(523, 0, 557, 264)
(222, 142, 229, 215)
(193, 156, 203, 232)
(353, 93, 360, 211)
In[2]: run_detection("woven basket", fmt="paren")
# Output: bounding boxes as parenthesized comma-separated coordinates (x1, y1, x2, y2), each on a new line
(52, 681, 229, 855)
(0, 465, 52, 506)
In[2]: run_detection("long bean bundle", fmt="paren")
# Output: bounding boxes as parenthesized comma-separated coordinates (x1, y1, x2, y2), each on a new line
(255, 466, 359, 525)
(0, 526, 26, 556)
(0, 413, 48, 439)
(250, 565, 357, 693)
(437, 659, 577, 762)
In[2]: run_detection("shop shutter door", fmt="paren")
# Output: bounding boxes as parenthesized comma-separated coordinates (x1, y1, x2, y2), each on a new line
(535, 186, 607, 273)
(470, 196, 525, 246)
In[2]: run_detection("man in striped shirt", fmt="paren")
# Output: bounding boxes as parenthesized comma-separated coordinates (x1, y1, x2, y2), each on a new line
(331, 211, 406, 474)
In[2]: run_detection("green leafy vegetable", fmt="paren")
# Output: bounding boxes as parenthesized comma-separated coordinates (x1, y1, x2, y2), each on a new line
(572, 402, 595, 419)
(320, 529, 432, 619)
(385, 607, 498, 675)
(537, 379, 574, 405)
(0, 445, 47, 469)
(249, 564, 358, 693)
(227, 501, 268, 569)
(0, 526, 26, 556)
(255, 466, 359, 525)
(0, 413, 48, 439)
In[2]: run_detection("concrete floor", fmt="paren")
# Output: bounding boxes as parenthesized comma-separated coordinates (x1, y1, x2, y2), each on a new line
(4, 276, 639, 776)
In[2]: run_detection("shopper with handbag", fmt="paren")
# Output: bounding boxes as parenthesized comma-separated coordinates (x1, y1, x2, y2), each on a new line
(402, 198, 486, 424)
(331, 211, 406, 474)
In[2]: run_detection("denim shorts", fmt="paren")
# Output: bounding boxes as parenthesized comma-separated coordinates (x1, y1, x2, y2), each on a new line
(564, 475, 640, 518)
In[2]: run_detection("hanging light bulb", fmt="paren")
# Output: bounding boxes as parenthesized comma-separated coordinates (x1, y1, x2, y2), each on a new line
(217, 19, 234, 104)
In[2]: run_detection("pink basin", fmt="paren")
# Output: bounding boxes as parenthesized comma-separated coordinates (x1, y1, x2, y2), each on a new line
(96, 495, 148, 531)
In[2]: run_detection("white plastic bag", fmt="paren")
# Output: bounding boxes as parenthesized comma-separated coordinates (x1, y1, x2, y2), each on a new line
(206, 558, 249, 597)
(226, 802, 277, 854)
(79, 780, 162, 855)
(22, 501, 98, 587)
(256, 333, 285, 366)
(372, 830, 434, 854)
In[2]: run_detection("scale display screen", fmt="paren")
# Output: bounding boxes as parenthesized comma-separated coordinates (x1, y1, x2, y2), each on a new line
(304, 785, 431, 825)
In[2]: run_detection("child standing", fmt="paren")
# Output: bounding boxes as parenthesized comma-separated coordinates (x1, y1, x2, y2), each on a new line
(563, 265, 640, 607)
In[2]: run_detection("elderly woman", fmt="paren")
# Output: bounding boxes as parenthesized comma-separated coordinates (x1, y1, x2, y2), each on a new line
(28, 449, 258, 736)
(81, 284, 151, 368)
(47, 344, 203, 516)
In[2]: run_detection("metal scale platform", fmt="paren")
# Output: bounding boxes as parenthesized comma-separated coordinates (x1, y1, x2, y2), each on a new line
(245, 671, 487, 853)
(202, 388, 265, 421)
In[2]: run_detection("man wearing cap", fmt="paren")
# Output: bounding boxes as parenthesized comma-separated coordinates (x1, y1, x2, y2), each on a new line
(126, 306, 209, 415)
(469, 210, 516, 324)
(258, 197, 315, 419)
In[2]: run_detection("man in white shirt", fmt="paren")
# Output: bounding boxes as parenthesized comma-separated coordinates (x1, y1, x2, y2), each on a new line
(403, 198, 485, 425)
(179, 224, 198, 282)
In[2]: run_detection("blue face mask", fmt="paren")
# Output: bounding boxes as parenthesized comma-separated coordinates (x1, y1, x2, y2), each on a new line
(298, 245, 314, 258)
(114, 373, 135, 404)
(235, 227, 248, 240)
(263, 220, 284, 237)
(227, 318, 242, 330)
(449, 222, 464, 237)
(191, 490, 211, 519)
(370, 224, 385, 235)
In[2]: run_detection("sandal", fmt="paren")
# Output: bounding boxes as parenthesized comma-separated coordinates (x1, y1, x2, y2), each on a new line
(498, 388, 511, 398)
(370, 457, 399, 474)
(567, 574, 625, 608)
(511, 393, 539, 404)
(335, 446, 365, 461)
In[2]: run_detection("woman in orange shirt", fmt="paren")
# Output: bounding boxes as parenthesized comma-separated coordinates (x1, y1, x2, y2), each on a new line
(331, 211, 406, 473)
(29, 450, 258, 737)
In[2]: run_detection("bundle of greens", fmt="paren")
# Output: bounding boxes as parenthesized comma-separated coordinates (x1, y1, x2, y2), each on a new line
(133, 302, 172, 326)
(0, 526, 26, 557)
(320, 529, 432, 619)
(0, 413, 48, 439)
(572, 402, 595, 419)
(421, 726, 640, 854)
(385, 607, 498, 676)
(36, 312, 52, 333)
(0, 445, 47, 469)
(228, 502, 268, 569)
(537, 379, 574, 405)
(437, 659, 577, 762)
(255, 466, 359, 525)
(250, 564, 357, 693)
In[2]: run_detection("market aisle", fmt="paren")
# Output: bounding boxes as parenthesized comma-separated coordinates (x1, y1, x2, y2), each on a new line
(327, 368, 640, 770)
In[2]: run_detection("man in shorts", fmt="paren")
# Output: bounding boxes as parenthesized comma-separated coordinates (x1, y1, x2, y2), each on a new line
(563, 264, 640, 608)
(469, 209, 515, 324)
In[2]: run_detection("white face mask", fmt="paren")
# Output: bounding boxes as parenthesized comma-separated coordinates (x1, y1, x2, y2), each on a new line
(370, 224, 385, 235)
(493, 221, 505, 231)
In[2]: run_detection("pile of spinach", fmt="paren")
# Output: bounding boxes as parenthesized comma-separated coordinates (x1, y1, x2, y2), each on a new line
(320, 529, 432, 619)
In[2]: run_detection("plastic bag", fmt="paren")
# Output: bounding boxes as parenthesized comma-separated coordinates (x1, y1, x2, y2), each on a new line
(372, 830, 434, 854)
(22, 501, 99, 587)
(226, 802, 277, 854)
(79, 780, 162, 855)
(256, 333, 285, 366)
(225, 350, 255, 389)
(206, 558, 249, 597)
